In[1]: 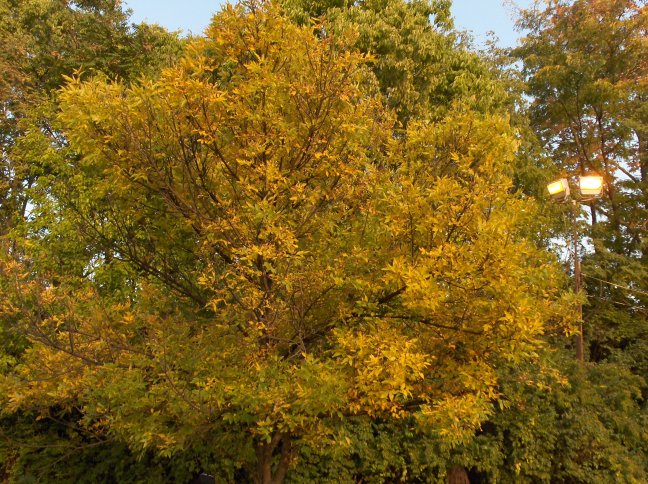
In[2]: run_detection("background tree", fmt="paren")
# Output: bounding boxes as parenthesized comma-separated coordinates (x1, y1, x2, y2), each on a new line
(515, 0, 648, 368)
(0, 0, 183, 479)
(0, 0, 181, 236)
(282, 0, 511, 124)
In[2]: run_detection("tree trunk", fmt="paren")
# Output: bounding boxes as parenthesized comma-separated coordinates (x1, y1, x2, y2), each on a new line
(254, 433, 292, 484)
(447, 466, 470, 484)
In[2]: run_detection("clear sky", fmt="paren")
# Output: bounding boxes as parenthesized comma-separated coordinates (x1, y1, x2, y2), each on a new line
(451, 0, 534, 47)
(122, 0, 534, 48)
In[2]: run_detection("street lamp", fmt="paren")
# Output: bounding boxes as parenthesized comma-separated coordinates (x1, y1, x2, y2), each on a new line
(547, 174, 604, 362)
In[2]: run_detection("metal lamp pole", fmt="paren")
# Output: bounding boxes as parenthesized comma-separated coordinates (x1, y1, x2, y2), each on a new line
(571, 200, 584, 362)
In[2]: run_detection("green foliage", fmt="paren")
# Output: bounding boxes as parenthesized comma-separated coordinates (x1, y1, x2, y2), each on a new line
(0, 411, 215, 484)
(467, 355, 648, 483)
(0, 0, 182, 235)
(284, 352, 648, 483)
(1, 0, 182, 94)
(282, 0, 509, 123)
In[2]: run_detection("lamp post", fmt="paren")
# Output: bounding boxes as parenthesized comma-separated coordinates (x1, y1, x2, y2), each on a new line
(547, 175, 604, 362)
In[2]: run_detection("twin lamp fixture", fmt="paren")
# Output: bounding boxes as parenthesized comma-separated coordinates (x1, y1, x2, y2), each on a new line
(547, 175, 604, 202)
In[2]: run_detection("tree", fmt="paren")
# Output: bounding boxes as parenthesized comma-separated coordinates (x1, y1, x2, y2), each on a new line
(282, 0, 511, 124)
(461, 352, 648, 483)
(0, 0, 183, 479)
(1, 1, 575, 482)
(0, 0, 182, 237)
(515, 0, 648, 369)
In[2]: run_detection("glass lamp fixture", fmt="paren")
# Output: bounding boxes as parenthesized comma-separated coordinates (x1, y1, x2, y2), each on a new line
(547, 178, 570, 201)
(578, 175, 604, 197)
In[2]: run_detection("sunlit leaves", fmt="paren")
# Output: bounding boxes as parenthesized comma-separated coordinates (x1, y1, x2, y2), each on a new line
(0, 1, 576, 481)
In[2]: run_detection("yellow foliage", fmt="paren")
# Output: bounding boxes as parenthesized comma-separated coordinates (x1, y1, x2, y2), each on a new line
(0, 0, 575, 466)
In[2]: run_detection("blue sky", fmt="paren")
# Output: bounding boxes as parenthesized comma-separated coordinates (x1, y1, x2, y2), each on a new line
(123, 0, 534, 47)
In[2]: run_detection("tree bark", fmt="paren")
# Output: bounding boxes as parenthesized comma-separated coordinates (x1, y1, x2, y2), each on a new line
(447, 466, 470, 484)
(254, 433, 292, 484)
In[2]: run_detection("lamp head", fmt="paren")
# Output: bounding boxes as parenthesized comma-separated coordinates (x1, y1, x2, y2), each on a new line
(579, 175, 604, 198)
(547, 178, 570, 202)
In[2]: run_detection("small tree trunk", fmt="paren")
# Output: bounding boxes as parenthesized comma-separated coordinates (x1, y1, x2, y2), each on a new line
(447, 466, 470, 484)
(254, 433, 292, 484)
